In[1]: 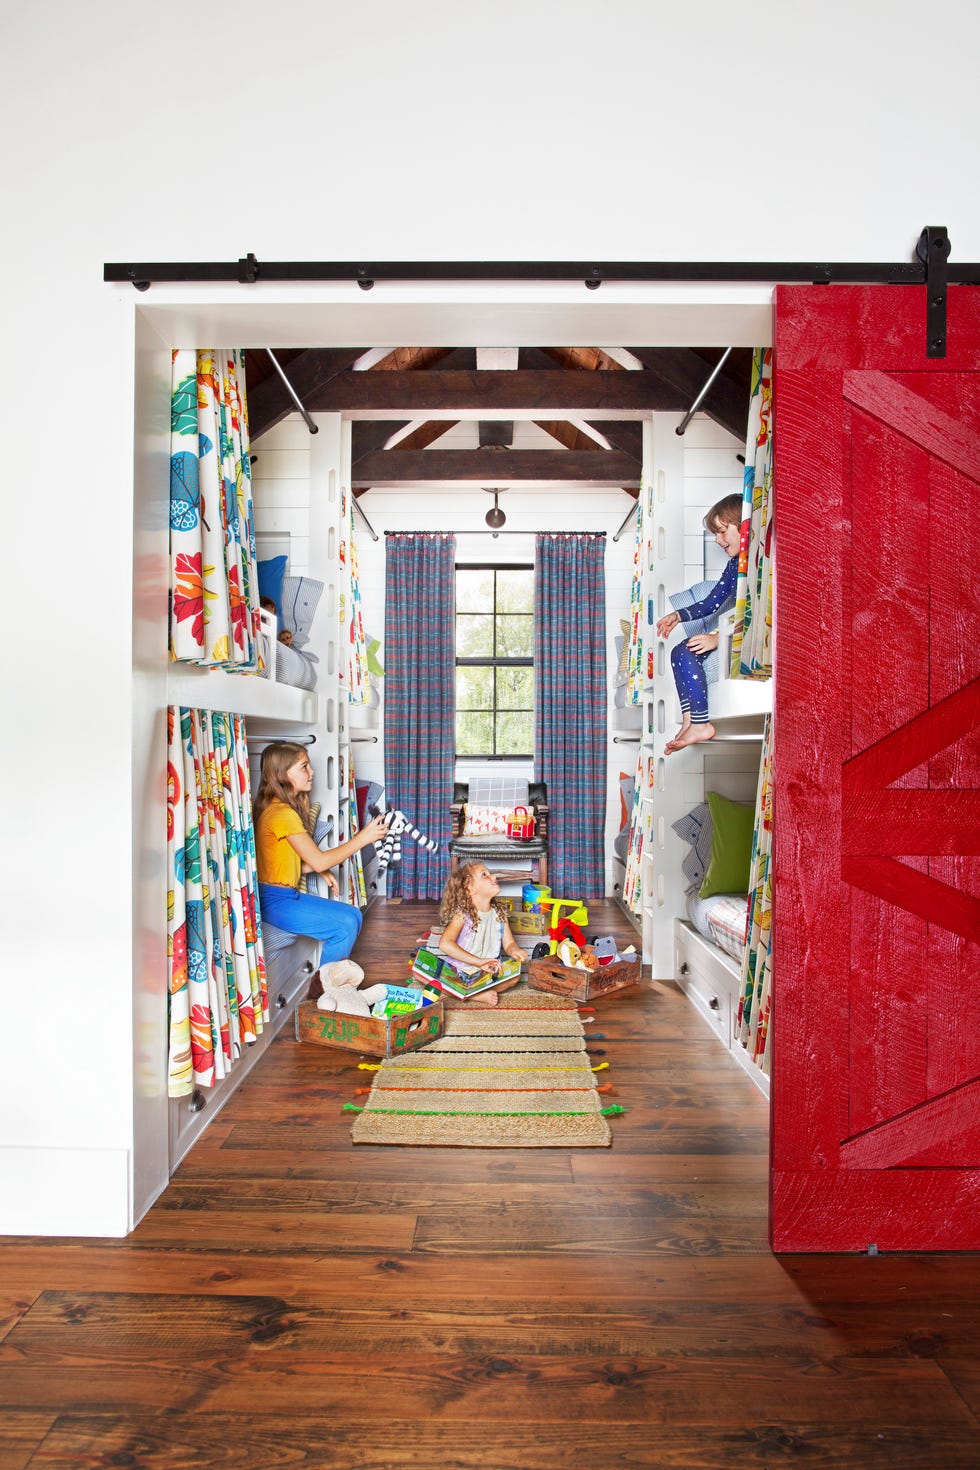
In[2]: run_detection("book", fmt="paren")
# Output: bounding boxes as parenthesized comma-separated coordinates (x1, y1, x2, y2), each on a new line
(436, 955, 523, 1000)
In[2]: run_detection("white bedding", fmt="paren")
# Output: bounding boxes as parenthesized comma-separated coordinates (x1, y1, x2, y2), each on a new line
(685, 891, 749, 962)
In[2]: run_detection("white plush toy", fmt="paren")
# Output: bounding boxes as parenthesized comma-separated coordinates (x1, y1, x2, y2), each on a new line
(315, 959, 374, 1017)
(372, 808, 440, 872)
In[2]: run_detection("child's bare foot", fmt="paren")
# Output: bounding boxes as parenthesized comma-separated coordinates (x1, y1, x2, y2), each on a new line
(665, 722, 716, 754)
(467, 989, 500, 1007)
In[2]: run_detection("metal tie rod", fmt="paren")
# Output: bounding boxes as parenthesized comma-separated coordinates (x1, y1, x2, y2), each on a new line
(675, 347, 733, 436)
(265, 349, 319, 434)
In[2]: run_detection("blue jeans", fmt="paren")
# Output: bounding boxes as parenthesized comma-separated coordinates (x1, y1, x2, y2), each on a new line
(258, 883, 363, 966)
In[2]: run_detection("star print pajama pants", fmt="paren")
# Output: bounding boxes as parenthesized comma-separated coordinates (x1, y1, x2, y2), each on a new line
(671, 641, 711, 724)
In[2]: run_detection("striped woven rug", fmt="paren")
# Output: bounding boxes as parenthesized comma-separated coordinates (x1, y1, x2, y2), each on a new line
(347, 986, 620, 1147)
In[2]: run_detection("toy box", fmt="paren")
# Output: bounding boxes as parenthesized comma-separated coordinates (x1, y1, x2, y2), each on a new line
(295, 997, 444, 1057)
(528, 955, 641, 1003)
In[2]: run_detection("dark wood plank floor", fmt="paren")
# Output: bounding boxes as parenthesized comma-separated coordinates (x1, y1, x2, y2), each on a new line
(2, 899, 980, 1468)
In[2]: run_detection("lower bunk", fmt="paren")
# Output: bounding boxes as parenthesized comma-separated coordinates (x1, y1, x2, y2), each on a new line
(674, 907, 769, 1100)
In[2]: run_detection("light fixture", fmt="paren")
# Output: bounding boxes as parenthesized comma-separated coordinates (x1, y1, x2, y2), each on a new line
(484, 488, 507, 529)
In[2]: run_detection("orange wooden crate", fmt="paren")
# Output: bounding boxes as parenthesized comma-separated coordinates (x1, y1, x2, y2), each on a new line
(294, 998, 443, 1057)
(528, 956, 640, 1003)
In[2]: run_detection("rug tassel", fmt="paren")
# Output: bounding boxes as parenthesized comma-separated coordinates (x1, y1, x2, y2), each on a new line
(586, 1048, 606, 1056)
(577, 1006, 596, 1013)
(343, 1104, 365, 1112)
(358, 1063, 381, 1072)
(354, 1087, 372, 1095)
(600, 1105, 627, 1115)
(596, 1084, 614, 1094)
(592, 1062, 609, 1072)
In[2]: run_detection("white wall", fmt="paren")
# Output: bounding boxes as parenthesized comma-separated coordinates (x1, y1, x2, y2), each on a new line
(3, 0, 979, 1235)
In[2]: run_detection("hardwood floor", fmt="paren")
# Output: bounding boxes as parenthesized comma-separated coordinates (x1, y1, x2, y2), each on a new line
(2, 899, 980, 1468)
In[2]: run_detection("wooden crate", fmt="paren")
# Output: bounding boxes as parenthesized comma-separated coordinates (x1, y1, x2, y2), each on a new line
(295, 998, 444, 1057)
(528, 956, 641, 1003)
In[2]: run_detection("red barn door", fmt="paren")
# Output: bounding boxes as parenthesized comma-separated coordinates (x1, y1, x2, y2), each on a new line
(772, 284, 980, 1251)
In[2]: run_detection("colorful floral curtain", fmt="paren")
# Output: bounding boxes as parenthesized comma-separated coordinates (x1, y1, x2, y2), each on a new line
(384, 533, 456, 900)
(167, 706, 267, 1097)
(624, 485, 648, 705)
(623, 745, 645, 915)
(340, 484, 371, 703)
(736, 713, 773, 1074)
(535, 534, 607, 896)
(170, 350, 261, 669)
(730, 347, 774, 679)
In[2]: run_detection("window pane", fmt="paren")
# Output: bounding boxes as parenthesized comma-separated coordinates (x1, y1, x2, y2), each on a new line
(456, 665, 493, 710)
(496, 569, 534, 613)
(497, 614, 533, 658)
(497, 666, 533, 710)
(497, 709, 533, 755)
(456, 710, 494, 755)
(456, 613, 494, 657)
(456, 568, 494, 613)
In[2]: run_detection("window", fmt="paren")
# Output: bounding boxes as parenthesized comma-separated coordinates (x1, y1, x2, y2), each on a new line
(455, 564, 534, 756)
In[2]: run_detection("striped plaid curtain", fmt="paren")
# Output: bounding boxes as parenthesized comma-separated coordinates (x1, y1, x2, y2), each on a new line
(535, 534, 607, 896)
(383, 534, 456, 899)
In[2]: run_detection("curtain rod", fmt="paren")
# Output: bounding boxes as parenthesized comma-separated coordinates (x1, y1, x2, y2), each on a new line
(383, 529, 607, 538)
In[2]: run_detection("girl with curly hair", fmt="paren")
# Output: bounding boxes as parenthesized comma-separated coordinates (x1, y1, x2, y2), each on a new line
(437, 862, 524, 1007)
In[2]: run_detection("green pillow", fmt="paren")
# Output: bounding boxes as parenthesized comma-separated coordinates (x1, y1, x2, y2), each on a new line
(698, 791, 755, 899)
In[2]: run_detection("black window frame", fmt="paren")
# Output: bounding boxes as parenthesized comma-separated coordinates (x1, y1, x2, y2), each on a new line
(454, 561, 534, 760)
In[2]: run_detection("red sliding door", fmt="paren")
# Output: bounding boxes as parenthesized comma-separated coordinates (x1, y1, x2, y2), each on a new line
(772, 284, 980, 1251)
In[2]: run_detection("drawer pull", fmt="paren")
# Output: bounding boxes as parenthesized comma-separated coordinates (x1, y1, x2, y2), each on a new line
(679, 962, 689, 975)
(277, 993, 286, 1010)
(188, 1088, 206, 1114)
(708, 996, 720, 1011)
(303, 960, 316, 975)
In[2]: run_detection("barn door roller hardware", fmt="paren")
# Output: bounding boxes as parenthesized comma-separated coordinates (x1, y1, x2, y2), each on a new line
(104, 231, 979, 291)
(917, 226, 951, 358)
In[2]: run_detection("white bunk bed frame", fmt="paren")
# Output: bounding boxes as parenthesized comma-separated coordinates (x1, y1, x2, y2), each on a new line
(639, 416, 771, 1101)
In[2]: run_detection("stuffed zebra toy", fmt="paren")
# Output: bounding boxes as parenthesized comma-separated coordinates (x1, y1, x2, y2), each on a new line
(372, 808, 440, 872)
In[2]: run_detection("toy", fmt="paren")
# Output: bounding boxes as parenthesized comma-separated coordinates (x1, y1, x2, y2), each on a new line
(591, 936, 619, 967)
(371, 807, 440, 872)
(546, 898, 589, 956)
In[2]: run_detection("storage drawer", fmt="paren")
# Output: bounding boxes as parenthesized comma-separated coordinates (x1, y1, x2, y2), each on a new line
(674, 924, 737, 1047)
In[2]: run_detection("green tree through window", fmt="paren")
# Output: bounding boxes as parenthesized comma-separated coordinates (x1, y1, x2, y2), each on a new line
(455, 564, 534, 756)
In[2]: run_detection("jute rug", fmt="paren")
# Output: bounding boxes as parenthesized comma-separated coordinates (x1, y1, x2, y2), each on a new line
(347, 984, 621, 1147)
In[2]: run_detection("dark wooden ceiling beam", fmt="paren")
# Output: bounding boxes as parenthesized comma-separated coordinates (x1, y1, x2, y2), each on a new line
(248, 347, 365, 439)
(351, 449, 640, 488)
(305, 370, 692, 414)
(350, 420, 410, 462)
(479, 420, 514, 448)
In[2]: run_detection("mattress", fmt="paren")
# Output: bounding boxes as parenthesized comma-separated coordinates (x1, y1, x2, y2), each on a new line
(685, 891, 749, 962)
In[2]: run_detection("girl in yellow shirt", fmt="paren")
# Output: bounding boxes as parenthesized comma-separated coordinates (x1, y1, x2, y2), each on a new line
(254, 742, 388, 983)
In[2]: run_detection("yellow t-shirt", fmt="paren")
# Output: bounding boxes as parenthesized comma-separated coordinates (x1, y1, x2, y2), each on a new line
(256, 801, 305, 889)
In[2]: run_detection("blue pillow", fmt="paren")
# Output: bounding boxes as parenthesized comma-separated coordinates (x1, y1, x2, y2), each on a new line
(257, 556, 288, 623)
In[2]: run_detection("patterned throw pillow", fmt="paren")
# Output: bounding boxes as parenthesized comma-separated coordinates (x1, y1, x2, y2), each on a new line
(462, 804, 533, 836)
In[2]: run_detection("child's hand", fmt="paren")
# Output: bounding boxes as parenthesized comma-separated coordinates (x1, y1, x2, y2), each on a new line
(479, 958, 501, 975)
(656, 610, 680, 637)
(687, 632, 719, 655)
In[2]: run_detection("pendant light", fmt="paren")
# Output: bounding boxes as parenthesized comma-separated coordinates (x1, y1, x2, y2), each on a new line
(484, 488, 507, 529)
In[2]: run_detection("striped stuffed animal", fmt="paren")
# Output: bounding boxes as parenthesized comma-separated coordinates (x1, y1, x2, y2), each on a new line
(373, 808, 440, 872)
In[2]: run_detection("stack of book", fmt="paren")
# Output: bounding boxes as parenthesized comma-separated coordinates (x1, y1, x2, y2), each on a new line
(411, 945, 523, 1000)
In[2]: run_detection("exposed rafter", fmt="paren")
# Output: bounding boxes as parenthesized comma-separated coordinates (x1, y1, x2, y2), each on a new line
(303, 370, 699, 415)
(247, 347, 365, 439)
(350, 448, 641, 488)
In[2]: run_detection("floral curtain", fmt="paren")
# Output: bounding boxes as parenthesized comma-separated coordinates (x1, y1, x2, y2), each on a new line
(535, 534, 607, 896)
(623, 745, 645, 915)
(384, 533, 456, 900)
(170, 350, 261, 669)
(730, 346, 774, 679)
(624, 484, 648, 706)
(340, 484, 370, 703)
(167, 706, 267, 1098)
(736, 712, 773, 1074)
